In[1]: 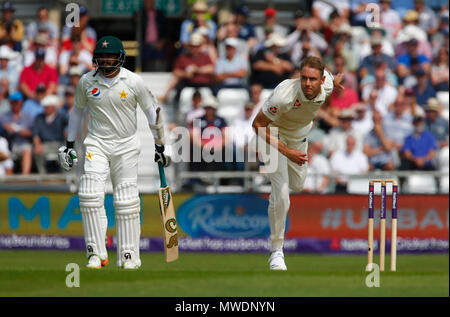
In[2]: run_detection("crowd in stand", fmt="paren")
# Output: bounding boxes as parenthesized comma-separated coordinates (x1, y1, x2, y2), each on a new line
(0, 0, 449, 194)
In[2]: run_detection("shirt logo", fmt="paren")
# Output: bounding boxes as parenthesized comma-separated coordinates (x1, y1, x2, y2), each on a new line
(86, 152, 93, 160)
(119, 90, 128, 99)
(269, 106, 277, 114)
(293, 99, 301, 109)
(102, 40, 109, 48)
(91, 88, 100, 97)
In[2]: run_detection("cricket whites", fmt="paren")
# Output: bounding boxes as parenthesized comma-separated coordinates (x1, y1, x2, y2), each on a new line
(157, 161, 179, 262)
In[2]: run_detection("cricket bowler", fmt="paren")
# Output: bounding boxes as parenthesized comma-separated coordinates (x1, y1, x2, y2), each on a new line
(58, 36, 168, 269)
(252, 56, 343, 270)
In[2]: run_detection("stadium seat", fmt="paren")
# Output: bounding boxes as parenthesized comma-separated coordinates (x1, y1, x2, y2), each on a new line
(405, 175, 438, 194)
(217, 88, 249, 123)
(440, 176, 449, 193)
(179, 87, 213, 115)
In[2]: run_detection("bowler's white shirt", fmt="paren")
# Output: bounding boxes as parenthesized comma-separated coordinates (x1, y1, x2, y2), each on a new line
(261, 70, 334, 140)
(74, 68, 157, 140)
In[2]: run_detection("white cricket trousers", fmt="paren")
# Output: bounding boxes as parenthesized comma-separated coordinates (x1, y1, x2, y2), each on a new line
(263, 135, 308, 252)
(79, 134, 142, 267)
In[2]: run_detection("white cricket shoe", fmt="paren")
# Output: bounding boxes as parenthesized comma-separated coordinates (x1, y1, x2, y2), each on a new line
(122, 260, 140, 270)
(269, 250, 287, 271)
(86, 255, 102, 269)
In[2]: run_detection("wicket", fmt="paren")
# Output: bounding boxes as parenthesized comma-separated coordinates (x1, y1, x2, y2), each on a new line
(367, 179, 398, 272)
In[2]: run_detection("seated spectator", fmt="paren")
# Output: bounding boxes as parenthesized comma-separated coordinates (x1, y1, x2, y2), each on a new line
(303, 140, 331, 194)
(26, 6, 59, 48)
(424, 97, 449, 149)
(362, 66, 398, 115)
(58, 34, 93, 77)
(312, 0, 350, 30)
(0, 135, 13, 176)
(395, 10, 432, 60)
(22, 84, 46, 120)
(363, 110, 396, 171)
(61, 6, 96, 53)
(0, 78, 8, 114)
(215, 37, 248, 91)
(216, 22, 249, 60)
(359, 27, 395, 61)
(234, 5, 258, 52)
(59, 86, 76, 122)
(383, 97, 414, 148)
(351, 0, 375, 26)
(397, 38, 430, 81)
(0, 2, 23, 51)
(414, 0, 438, 36)
(0, 44, 21, 94)
(19, 48, 58, 99)
(352, 102, 373, 137)
(403, 87, 423, 116)
(251, 33, 293, 89)
(379, 0, 402, 39)
(316, 99, 340, 133)
(23, 32, 58, 69)
(0, 92, 33, 174)
(413, 68, 436, 107)
(325, 109, 363, 156)
(68, 65, 82, 88)
(180, 1, 216, 47)
(161, 32, 214, 103)
(330, 135, 369, 193)
(196, 26, 218, 65)
(289, 33, 322, 68)
(360, 60, 398, 90)
(430, 45, 449, 91)
(401, 113, 438, 171)
(329, 77, 359, 111)
(185, 89, 205, 126)
(360, 36, 397, 80)
(255, 8, 288, 43)
(326, 54, 357, 91)
(33, 95, 67, 174)
(248, 83, 264, 116)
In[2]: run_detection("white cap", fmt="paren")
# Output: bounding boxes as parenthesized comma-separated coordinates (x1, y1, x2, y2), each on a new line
(0, 45, 14, 59)
(69, 65, 83, 76)
(190, 32, 204, 46)
(224, 37, 239, 48)
(41, 95, 61, 107)
(265, 33, 287, 48)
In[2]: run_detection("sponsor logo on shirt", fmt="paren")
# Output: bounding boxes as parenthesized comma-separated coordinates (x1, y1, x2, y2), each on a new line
(91, 88, 100, 97)
(293, 99, 301, 109)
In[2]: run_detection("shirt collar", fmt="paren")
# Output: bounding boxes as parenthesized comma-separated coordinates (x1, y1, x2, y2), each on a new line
(93, 67, 126, 84)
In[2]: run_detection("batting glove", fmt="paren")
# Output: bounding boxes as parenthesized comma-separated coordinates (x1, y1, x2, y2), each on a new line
(155, 144, 170, 167)
(58, 143, 78, 172)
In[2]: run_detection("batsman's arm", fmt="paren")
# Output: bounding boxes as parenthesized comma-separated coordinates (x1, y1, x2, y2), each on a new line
(252, 110, 308, 166)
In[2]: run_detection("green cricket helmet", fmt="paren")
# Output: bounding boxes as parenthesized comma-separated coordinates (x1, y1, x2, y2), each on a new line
(93, 35, 126, 76)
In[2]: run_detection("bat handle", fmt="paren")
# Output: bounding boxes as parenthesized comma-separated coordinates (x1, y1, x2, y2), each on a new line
(158, 162, 167, 188)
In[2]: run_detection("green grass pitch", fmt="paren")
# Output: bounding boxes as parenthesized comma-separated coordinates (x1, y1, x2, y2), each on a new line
(0, 250, 447, 297)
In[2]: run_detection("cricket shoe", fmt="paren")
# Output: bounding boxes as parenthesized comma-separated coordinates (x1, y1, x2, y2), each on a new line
(269, 250, 287, 271)
(86, 255, 109, 269)
(122, 260, 140, 270)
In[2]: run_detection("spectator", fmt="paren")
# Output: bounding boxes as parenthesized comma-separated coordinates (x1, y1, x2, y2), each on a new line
(216, 22, 249, 60)
(303, 140, 331, 193)
(330, 135, 369, 193)
(0, 44, 20, 94)
(61, 6, 97, 53)
(323, 24, 357, 74)
(19, 48, 58, 99)
(248, 83, 264, 116)
(185, 89, 205, 126)
(255, 7, 288, 43)
(33, 95, 67, 174)
(329, 76, 359, 111)
(403, 87, 424, 117)
(23, 32, 58, 69)
(215, 37, 249, 91)
(286, 10, 328, 57)
(316, 99, 340, 133)
(0, 135, 13, 176)
(234, 5, 258, 51)
(312, 0, 350, 30)
(325, 109, 363, 156)
(424, 97, 449, 149)
(0, 2, 23, 51)
(395, 10, 432, 60)
(431, 12, 449, 51)
(326, 54, 357, 91)
(0, 92, 33, 174)
(362, 66, 398, 115)
(363, 110, 396, 171)
(58, 34, 93, 77)
(59, 86, 75, 121)
(360, 36, 396, 80)
(359, 27, 395, 61)
(360, 60, 398, 90)
(414, 0, 439, 36)
(397, 38, 431, 81)
(161, 32, 214, 103)
(67, 65, 82, 89)
(196, 26, 218, 65)
(383, 97, 414, 160)
(134, 0, 168, 72)
(430, 45, 449, 91)
(352, 102, 373, 137)
(351, 0, 377, 27)
(289, 32, 322, 68)
(22, 83, 46, 120)
(180, 1, 216, 47)
(401, 113, 438, 170)
(251, 33, 293, 89)
(379, 0, 402, 39)
(413, 68, 436, 107)
(0, 77, 8, 114)
(26, 6, 59, 48)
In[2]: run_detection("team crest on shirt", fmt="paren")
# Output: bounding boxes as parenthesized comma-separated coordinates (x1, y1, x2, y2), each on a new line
(293, 99, 301, 109)
(269, 106, 277, 114)
(91, 88, 101, 97)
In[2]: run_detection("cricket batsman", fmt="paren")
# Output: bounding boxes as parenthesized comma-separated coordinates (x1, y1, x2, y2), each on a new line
(252, 56, 343, 270)
(58, 36, 168, 269)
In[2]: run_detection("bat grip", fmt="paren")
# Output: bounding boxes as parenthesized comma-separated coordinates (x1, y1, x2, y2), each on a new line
(158, 162, 167, 188)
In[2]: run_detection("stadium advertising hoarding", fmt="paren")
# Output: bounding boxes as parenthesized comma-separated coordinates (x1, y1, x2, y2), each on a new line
(0, 193, 448, 253)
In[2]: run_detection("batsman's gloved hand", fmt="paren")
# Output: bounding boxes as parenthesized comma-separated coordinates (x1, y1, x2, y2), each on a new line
(58, 143, 78, 171)
(155, 144, 170, 167)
